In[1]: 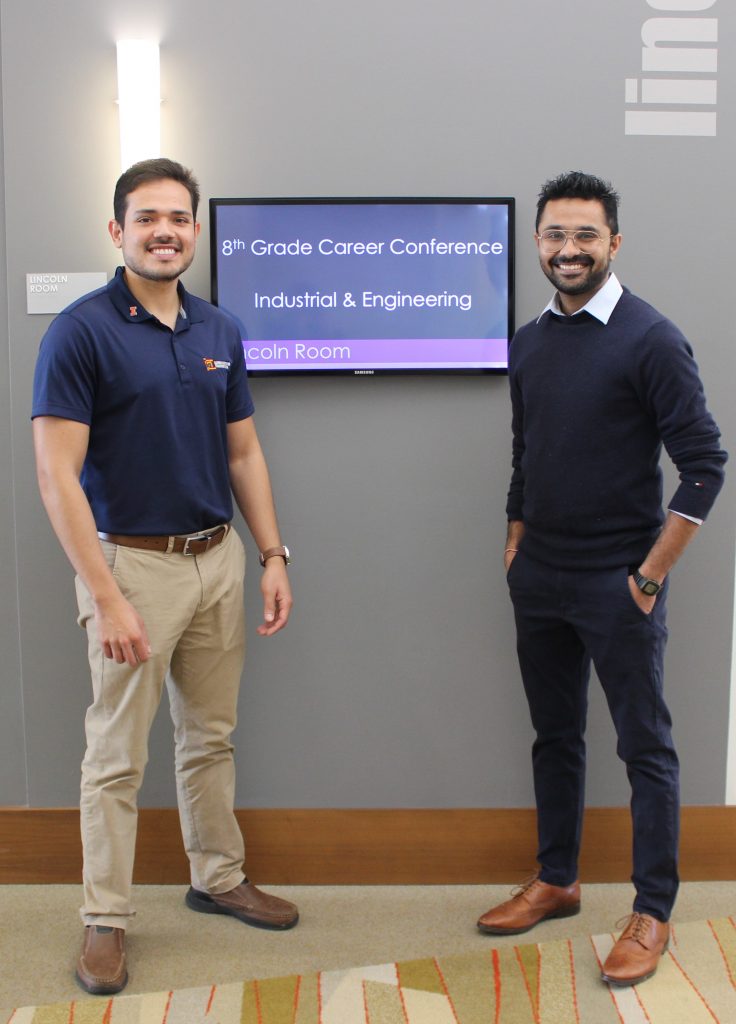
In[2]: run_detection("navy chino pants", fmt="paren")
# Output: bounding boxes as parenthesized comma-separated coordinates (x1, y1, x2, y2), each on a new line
(507, 548, 679, 922)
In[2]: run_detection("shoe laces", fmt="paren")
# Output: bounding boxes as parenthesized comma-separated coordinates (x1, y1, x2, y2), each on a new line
(510, 874, 543, 899)
(615, 912, 652, 945)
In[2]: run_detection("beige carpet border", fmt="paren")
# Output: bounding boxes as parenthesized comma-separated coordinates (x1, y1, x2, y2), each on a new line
(1, 806, 734, 884)
(10, 918, 736, 1023)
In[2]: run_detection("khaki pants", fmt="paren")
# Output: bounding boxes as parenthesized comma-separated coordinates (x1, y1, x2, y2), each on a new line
(75, 527, 247, 928)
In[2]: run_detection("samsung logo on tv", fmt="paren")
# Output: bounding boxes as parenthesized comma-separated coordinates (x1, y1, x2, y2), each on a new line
(354, 369, 375, 375)
(625, 0, 717, 137)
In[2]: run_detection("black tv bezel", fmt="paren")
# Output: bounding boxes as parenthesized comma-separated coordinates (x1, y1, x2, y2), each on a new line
(209, 196, 515, 377)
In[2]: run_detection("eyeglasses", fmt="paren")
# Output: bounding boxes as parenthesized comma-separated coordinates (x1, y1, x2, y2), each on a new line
(536, 229, 611, 253)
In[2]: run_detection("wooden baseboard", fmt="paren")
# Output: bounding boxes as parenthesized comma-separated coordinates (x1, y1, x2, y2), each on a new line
(1, 806, 734, 884)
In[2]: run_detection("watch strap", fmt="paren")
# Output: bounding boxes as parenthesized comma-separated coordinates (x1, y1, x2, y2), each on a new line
(259, 545, 291, 567)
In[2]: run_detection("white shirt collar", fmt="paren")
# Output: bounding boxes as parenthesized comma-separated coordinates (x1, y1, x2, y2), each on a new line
(538, 272, 623, 325)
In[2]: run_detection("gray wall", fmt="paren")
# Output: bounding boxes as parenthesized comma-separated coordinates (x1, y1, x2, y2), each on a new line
(1, 0, 733, 810)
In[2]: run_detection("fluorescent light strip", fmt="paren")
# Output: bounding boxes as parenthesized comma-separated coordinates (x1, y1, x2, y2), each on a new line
(116, 40, 161, 171)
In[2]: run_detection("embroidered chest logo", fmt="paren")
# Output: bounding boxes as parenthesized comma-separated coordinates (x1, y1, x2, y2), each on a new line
(129, 306, 138, 317)
(203, 358, 231, 372)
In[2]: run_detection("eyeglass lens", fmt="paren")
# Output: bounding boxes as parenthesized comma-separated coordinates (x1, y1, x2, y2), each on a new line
(539, 230, 604, 253)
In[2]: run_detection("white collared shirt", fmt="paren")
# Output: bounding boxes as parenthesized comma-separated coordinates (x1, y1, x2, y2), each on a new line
(538, 271, 624, 324)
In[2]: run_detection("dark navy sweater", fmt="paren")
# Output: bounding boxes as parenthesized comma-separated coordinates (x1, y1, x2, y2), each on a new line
(506, 287, 727, 569)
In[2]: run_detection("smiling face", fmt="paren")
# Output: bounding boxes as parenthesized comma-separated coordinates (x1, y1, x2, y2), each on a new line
(108, 178, 201, 286)
(536, 197, 622, 314)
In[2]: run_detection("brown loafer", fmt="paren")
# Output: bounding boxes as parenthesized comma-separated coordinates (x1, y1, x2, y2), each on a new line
(76, 925, 128, 995)
(601, 912, 669, 986)
(185, 880, 299, 930)
(477, 875, 581, 935)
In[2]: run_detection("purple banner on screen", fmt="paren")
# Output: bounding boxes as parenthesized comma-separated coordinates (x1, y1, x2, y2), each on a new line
(243, 337, 507, 371)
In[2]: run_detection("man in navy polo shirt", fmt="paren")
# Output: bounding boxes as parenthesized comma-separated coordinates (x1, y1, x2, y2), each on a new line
(32, 159, 298, 996)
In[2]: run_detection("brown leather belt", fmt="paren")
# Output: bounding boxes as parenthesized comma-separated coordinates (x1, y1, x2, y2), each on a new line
(98, 524, 229, 556)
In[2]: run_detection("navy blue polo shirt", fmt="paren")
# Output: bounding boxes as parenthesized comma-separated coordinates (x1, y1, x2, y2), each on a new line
(32, 267, 255, 534)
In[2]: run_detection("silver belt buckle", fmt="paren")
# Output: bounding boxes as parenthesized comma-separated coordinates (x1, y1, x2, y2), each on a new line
(182, 525, 225, 555)
(182, 532, 210, 556)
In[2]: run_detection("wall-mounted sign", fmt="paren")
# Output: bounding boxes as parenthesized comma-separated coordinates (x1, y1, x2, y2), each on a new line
(26, 272, 107, 314)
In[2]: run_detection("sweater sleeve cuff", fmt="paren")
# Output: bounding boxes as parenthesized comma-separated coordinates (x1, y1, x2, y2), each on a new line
(669, 477, 724, 523)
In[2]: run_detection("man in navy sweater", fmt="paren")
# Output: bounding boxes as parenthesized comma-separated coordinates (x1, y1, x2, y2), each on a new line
(476, 172, 726, 986)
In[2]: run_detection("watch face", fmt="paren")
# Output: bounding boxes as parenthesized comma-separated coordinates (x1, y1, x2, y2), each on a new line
(634, 571, 661, 596)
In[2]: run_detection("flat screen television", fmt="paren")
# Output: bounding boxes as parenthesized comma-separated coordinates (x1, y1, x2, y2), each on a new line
(209, 197, 514, 375)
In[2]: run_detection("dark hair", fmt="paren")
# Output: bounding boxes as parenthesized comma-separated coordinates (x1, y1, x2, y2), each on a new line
(113, 158, 200, 225)
(536, 171, 620, 234)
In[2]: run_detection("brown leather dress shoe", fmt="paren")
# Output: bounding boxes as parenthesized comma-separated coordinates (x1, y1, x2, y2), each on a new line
(601, 912, 669, 986)
(185, 880, 299, 930)
(76, 925, 128, 995)
(477, 876, 581, 935)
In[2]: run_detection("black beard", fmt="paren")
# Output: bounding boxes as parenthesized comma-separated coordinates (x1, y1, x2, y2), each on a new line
(131, 266, 184, 283)
(543, 259, 610, 297)
(124, 249, 194, 283)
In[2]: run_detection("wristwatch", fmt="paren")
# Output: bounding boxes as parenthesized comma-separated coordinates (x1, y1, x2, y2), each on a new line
(632, 569, 662, 596)
(259, 545, 291, 567)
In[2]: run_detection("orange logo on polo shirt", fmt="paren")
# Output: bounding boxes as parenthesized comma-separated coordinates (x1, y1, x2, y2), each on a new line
(203, 358, 231, 371)
(129, 306, 138, 317)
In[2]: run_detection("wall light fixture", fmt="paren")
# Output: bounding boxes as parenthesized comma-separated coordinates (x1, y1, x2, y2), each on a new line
(116, 40, 161, 171)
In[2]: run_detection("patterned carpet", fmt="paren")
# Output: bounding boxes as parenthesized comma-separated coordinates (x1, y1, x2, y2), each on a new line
(7, 917, 736, 1023)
